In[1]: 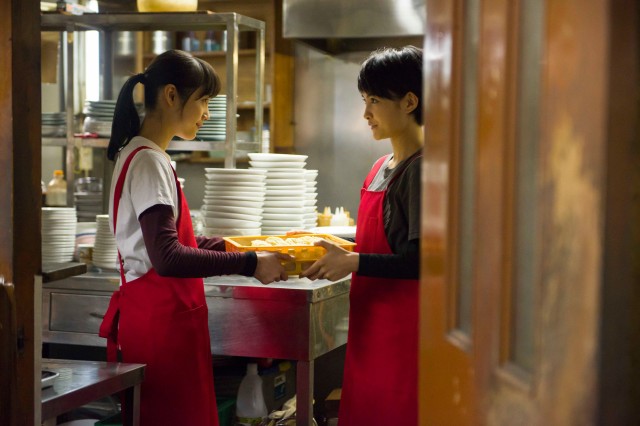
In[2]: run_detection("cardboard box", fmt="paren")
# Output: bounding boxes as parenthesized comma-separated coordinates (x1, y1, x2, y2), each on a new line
(261, 361, 296, 413)
(325, 388, 342, 419)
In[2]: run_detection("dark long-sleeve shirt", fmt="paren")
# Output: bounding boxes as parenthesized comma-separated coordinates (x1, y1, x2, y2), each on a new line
(138, 204, 257, 278)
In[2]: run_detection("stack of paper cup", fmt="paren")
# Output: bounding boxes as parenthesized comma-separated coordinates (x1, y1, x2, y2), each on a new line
(92, 214, 118, 270)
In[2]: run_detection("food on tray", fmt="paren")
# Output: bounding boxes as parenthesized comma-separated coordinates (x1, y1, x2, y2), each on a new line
(251, 235, 322, 247)
(224, 234, 355, 275)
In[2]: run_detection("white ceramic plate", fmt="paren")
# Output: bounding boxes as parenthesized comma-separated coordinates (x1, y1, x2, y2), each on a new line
(264, 172, 303, 179)
(265, 179, 306, 186)
(265, 188, 306, 195)
(261, 227, 299, 233)
(205, 168, 267, 175)
(204, 183, 265, 191)
(203, 199, 264, 209)
(202, 211, 261, 221)
(203, 191, 265, 200)
(205, 179, 267, 188)
(262, 213, 305, 220)
(204, 169, 266, 182)
(249, 161, 306, 169)
(263, 200, 305, 208)
(247, 153, 308, 162)
(204, 217, 261, 228)
(203, 227, 261, 237)
(262, 207, 304, 214)
(200, 205, 263, 216)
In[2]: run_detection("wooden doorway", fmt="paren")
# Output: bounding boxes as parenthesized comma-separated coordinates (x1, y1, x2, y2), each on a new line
(420, 0, 640, 424)
(0, 1, 42, 425)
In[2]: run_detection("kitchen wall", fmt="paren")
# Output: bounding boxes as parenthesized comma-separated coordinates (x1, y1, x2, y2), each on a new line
(291, 43, 392, 220)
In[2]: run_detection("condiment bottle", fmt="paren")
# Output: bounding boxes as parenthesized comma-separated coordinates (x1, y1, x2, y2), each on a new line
(45, 170, 67, 206)
(330, 207, 349, 226)
(235, 363, 268, 425)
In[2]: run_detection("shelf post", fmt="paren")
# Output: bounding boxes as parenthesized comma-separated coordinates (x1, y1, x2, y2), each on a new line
(255, 26, 265, 153)
(64, 23, 75, 207)
(224, 16, 239, 168)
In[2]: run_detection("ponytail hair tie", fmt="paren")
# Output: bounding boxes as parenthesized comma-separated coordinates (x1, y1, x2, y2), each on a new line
(137, 73, 146, 84)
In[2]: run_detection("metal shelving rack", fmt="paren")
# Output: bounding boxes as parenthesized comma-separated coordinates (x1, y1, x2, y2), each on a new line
(41, 11, 266, 205)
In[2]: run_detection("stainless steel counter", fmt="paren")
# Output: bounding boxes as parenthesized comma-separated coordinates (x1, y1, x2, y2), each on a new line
(41, 358, 145, 426)
(43, 272, 351, 426)
(205, 275, 350, 425)
(204, 275, 350, 360)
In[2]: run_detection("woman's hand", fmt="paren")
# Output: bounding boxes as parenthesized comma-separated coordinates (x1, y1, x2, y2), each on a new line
(300, 240, 359, 281)
(254, 251, 292, 284)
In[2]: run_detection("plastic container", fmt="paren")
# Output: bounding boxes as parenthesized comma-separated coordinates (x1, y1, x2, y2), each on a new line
(236, 363, 267, 426)
(46, 169, 67, 206)
(217, 397, 236, 426)
(330, 207, 349, 226)
(223, 233, 356, 275)
(94, 413, 121, 425)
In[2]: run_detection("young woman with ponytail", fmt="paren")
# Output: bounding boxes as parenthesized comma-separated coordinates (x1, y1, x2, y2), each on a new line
(99, 49, 291, 425)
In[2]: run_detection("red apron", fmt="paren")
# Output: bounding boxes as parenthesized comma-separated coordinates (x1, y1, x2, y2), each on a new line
(338, 154, 420, 426)
(99, 146, 218, 426)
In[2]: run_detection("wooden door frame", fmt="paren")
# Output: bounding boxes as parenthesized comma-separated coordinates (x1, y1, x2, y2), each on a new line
(597, 0, 640, 423)
(420, 0, 640, 424)
(0, 1, 42, 425)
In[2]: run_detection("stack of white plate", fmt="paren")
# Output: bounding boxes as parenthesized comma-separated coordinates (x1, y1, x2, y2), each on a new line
(82, 100, 116, 137)
(42, 207, 77, 263)
(201, 168, 267, 236)
(92, 214, 118, 270)
(42, 112, 66, 137)
(303, 169, 319, 228)
(196, 95, 226, 141)
(248, 153, 309, 235)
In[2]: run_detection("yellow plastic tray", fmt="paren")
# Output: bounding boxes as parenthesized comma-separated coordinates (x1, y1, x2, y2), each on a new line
(223, 233, 356, 275)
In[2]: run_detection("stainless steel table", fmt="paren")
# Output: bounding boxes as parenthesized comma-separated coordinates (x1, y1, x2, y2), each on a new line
(204, 275, 351, 426)
(41, 358, 145, 426)
(42, 273, 351, 426)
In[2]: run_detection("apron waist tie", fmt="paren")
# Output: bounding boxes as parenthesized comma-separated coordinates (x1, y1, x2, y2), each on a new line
(99, 290, 121, 362)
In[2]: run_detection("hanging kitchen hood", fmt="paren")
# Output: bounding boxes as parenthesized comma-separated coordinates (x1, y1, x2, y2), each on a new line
(282, 0, 426, 54)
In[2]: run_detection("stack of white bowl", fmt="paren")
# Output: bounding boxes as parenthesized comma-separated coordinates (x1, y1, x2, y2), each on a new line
(303, 169, 319, 228)
(92, 214, 119, 270)
(42, 207, 77, 264)
(248, 153, 310, 235)
(201, 168, 267, 236)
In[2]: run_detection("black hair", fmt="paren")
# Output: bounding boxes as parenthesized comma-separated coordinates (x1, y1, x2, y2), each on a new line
(107, 49, 221, 160)
(357, 45, 423, 125)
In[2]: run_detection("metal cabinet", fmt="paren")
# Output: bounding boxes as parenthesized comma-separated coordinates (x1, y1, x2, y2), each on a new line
(41, 11, 266, 205)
